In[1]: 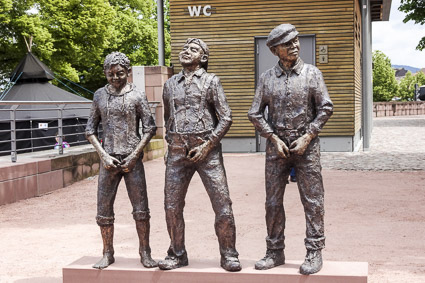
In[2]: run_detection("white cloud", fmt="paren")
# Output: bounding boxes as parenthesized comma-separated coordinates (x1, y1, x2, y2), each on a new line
(372, 0, 425, 68)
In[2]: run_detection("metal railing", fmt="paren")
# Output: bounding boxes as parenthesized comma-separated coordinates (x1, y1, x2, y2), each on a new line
(0, 101, 160, 162)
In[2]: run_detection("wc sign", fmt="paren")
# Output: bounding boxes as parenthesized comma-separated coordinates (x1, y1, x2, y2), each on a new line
(187, 2, 215, 17)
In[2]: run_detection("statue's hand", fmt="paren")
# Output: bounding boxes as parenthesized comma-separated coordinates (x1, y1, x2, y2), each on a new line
(289, 133, 313, 156)
(101, 154, 121, 170)
(187, 140, 213, 163)
(120, 154, 138, 173)
(270, 134, 290, 158)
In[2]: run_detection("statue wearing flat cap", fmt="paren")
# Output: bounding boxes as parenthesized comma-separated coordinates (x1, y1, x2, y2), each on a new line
(159, 38, 242, 272)
(248, 24, 333, 275)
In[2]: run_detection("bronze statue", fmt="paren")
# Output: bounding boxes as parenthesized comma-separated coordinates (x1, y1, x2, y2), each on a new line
(85, 52, 157, 269)
(159, 38, 242, 272)
(248, 24, 333, 275)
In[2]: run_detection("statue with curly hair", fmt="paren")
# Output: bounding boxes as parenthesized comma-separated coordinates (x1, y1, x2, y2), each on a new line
(85, 51, 157, 269)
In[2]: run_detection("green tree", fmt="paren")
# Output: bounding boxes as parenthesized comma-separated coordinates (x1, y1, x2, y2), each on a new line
(399, 0, 425, 51)
(398, 71, 416, 100)
(398, 71, 425, 101)
(372, 50, 398, 101)
(0, 0, 170, 98)
(415, 71, 425, 86)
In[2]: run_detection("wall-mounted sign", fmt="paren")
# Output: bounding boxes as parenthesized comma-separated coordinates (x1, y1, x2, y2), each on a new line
(38, 123, 48, 129)
(319, 55, 328, 64)
(187, 5, 212, 16)
(186, 1, 216, 17)
(318, 45, 328, 63)
(319, 45, 328, 55)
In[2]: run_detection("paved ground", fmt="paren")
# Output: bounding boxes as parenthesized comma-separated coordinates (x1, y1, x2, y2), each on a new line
(321, 115, 425, 171)
(0, 115, 424, 283)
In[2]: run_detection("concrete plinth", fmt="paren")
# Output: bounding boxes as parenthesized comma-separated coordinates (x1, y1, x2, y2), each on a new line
(63, 257, 368, 283)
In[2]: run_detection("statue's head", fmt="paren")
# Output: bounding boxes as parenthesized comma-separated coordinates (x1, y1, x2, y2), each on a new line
(103, 52, 131, 90)
(267, 24, 300, 63)
(179, 38, 209, 71)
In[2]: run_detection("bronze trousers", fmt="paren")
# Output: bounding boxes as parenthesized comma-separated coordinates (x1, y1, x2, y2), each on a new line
(96, 155, 150, 226)
(264, 137, 325, 251)
(164, 144, 239, 258)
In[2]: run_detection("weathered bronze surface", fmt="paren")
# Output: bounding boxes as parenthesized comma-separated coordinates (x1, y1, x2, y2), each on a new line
(159, 38, 242, 272)
(248, 24, 333, 275)
(85, 52, 157, 269)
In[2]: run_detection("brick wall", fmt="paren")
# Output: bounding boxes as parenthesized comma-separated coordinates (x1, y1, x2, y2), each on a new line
(373, 102, 425, 117)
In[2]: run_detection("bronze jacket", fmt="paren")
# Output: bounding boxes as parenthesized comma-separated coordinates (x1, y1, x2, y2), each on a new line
(85, 84, 156, 156)
(248, 59, 333, 139)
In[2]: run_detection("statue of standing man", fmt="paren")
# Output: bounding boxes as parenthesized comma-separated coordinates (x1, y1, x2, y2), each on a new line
(248, 24, 333, 275)
(159, 38, 242, 272)
(86, 52, 157, 269)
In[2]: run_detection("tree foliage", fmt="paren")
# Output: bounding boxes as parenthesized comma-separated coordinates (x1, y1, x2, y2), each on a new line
(0, 0, 170, 98)
(372, 50, 398, 102)
(397, 71, 425, 101)
(399, 0, 425, 51)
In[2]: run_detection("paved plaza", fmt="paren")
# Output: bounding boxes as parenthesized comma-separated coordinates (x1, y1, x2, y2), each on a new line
(0, 115, 424, 282)
(321, 115, 425, 171)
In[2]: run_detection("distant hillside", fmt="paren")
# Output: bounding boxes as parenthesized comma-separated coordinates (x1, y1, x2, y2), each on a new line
(392, 65, 421, 74)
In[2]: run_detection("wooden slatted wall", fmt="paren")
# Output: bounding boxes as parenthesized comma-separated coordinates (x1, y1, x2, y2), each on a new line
(354, 0, 363, 133)
(170, 0, 357, 137)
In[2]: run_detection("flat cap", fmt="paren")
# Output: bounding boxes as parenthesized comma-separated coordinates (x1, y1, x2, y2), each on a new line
(266, 24, 299, 48)
(185, 38, 209, 56)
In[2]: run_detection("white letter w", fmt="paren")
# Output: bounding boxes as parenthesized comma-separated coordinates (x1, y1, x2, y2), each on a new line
(188, 6, 202, 17)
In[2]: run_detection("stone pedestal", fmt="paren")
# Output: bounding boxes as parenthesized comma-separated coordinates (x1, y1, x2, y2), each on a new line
(63, 256, 368, 283)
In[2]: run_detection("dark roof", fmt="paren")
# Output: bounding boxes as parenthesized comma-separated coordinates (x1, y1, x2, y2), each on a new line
(395, 68, 408, 77)
(10, 52, 55, 82)
(0, 82, 90, 119)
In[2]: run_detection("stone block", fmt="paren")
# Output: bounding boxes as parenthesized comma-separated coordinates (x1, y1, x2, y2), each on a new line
(37, 170, 63, 195)
(153, 86, 163, 102)
(51, 155, 73, 170)
(63, 257, 368, 283)
(13, 175, 38, 202)
(63, 166, 83, 187)
(0, 180, 16, 205)
(37, 159, 51, 174)
(145, 86, 155, 102)
(145, 74, 163, 87)
(0, 162, 37, 182)
(82, 165, 92, 179)
(92, 163, 100, 175)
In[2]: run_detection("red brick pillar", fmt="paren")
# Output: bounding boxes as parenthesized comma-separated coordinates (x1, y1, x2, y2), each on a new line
(129, 66, 173, 138)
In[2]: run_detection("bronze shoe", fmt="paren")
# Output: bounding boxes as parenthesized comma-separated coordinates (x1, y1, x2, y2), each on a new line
(255, 249, 285, 270)
(220, 256, 242, 272)
(299, 250, 323, 275)
(158, 253, 188, 270)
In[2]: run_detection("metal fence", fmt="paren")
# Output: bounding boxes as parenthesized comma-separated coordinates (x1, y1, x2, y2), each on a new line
(0, 101, 160, 162)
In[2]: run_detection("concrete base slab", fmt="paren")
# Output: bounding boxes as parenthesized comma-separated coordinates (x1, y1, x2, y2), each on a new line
(63, 257, 368, 283)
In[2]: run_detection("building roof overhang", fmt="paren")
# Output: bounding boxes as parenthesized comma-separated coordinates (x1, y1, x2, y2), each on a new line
(371, 0, 392, 21)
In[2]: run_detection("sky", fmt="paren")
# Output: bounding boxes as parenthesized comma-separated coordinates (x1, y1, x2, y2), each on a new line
(372, 0, 425, 68)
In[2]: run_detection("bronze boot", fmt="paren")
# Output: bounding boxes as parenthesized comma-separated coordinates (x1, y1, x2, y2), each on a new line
(158, 252, 189, 270)
(136, 220, 157, 268)
(93, 224, 115, 269)
(255, 249, 285, 270)
(299, 250, 323, 275)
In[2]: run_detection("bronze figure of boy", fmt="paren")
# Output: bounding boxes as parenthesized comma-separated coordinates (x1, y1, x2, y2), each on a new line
(248, 24, 333, 275)
(85, 52, 157, 269)
(158, 38, 242, 272)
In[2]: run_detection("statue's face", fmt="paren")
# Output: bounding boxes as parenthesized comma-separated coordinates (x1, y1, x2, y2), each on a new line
(179, 42, 207, 68)
(105, 64, 129, 90)
(272, 36, 300, 63)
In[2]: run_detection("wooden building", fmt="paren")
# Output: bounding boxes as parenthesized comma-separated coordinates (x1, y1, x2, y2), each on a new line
(168, 0, 392, 152)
